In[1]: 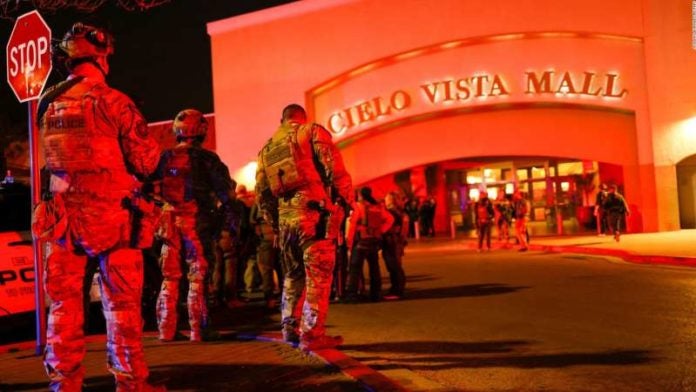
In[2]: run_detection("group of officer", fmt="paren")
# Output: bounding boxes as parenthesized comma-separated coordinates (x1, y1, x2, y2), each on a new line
(31, 21, 411, 391)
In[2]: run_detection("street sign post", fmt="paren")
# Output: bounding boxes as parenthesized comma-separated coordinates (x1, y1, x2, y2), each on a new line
(6, 10, 52, 355)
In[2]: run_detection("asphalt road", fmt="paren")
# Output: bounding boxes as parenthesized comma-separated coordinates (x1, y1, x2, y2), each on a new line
(327, 239, 696, 391)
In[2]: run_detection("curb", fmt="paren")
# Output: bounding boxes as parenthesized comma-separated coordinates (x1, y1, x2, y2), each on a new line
(247, 332, 409, 392)
(528, 243, 696, 267)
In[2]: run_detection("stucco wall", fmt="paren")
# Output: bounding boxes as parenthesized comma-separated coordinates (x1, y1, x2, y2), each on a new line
(207, 0, 696, 232)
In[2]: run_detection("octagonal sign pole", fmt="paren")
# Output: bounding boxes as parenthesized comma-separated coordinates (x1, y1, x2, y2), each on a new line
(6, 10, 52, 355)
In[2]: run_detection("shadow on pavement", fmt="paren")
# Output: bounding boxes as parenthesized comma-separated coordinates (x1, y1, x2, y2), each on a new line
(342, 340, 531, 354)
(146, 363, 363, 392)
(404, 274, 439, 283)
(401, 283, 529, 301)
(0, 364, 365, 392)
(370, 350, 656, 370)
(344, 339, 656, 371)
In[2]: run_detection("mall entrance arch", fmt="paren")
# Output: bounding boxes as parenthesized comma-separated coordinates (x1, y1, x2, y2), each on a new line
(338, 104, 642, 235)
(677, 154, 696, 229)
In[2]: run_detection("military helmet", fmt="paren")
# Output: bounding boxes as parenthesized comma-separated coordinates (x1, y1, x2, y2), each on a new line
(173, 109, 208, 139)
(58, 22, 114, 60)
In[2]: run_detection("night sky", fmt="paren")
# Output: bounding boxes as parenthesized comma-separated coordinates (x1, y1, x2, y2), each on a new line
(0, 0, 297, 127)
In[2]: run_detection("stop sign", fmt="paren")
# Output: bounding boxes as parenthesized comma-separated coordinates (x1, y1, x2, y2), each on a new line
(6, 10, 52, 103)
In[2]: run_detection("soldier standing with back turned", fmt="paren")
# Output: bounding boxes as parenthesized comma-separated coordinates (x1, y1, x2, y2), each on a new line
(256, 104, 353, 351)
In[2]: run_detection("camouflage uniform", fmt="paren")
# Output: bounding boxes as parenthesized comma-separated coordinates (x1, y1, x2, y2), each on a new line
(256, 110, 353, 347)
(250, 202, 282, 305)
(153, 110, 235, 342)
(37, 42, 160, 391)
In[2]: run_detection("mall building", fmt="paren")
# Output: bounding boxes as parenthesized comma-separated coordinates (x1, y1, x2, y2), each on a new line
(206, 0, 696, 235)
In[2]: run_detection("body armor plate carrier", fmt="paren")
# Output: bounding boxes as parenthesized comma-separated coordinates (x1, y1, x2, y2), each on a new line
(262, 127, 311, 197)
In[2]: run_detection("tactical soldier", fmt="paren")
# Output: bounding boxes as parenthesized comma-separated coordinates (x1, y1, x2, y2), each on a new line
(152, 109, 236, 342)
(256, 104, 353, 351)
(381, 191, 408, 300)
(345, 187, 394, 302)
(34, 23, 162, 391)
(250, 201, 282, 309)
(474, 191, 495, 252)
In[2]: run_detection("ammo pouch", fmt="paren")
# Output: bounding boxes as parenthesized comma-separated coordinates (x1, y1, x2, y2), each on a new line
(32, 193, 68, 241)
(263, 138, 307, 197)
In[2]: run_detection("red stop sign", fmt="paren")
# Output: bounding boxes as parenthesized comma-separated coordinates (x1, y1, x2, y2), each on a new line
(6, 10, 52, 103)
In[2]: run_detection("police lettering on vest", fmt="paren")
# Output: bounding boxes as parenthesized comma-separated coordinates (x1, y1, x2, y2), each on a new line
(41, 83, 123, 174)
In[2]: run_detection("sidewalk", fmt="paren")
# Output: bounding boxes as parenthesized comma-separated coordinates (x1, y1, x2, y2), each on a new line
(453, 229, 696, 267)
(528, 229, 696, 267)
(0, 304, 406, 392)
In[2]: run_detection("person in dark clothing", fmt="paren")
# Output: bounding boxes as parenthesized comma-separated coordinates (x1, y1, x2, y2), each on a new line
(602, 185, 630, 242)
(210, 189, 248, 309)
(153, 109, 236, 342)
(495, 193, 513, 246)
(419, 197, 436, 237)
(381, 192, 408, 300)
(331, 196, 351, 302)
(345, 187, 393, 302)
(404, 198, 420, 238)
(474, 192, 495, 252)
(594, 183, 609, 236)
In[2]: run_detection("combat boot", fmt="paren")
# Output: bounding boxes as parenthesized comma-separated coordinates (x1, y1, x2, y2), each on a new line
(159, 331, 187, 343)
(116, 381, 167, 392)
(281, 324, 300, 345)
(190, 328, 221, 342)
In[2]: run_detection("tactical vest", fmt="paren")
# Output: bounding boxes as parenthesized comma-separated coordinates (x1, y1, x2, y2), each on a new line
(362, 203, 384, 238)
(261, 123, 321, 197)
(161, 146, 193, 206)
(41, 81, 123, 174)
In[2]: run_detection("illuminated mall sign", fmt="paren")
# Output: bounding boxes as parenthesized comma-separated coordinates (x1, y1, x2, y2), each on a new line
(325, 70, 628, 136)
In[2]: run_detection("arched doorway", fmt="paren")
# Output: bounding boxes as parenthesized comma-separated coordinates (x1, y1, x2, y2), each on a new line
(677, 154, 696, 229)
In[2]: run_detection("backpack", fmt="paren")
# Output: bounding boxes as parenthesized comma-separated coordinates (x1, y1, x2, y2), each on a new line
(161, 147, 192, 205)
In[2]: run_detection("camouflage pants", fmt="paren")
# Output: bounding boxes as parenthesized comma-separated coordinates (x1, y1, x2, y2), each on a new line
(156, 212, 211, 341)
(280, 230, 335, 340)
(210, 240, 240, 303)
(44, 244, 148, 392)
(256, 240, 280, 299)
